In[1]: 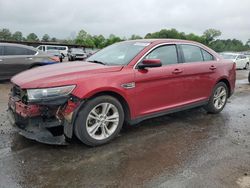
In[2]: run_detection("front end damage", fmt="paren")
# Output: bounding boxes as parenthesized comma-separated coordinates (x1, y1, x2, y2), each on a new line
(8, 85, 81, 145)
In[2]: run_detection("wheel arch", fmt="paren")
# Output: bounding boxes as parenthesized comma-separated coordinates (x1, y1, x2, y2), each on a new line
(216, 78, 231, 97)
(87, 91, 132, 123)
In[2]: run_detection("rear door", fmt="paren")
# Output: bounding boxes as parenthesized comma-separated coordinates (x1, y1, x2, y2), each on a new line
(177, 44, 217, 103)
(1, 46, 36, 78)
(134, 44, 187, 117)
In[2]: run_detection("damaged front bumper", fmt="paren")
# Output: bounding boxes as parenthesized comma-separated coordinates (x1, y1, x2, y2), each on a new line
(8, 110, 67, 145)
(8, 90, 82, 145)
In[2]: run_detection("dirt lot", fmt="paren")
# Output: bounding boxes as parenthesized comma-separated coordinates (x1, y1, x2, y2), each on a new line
(0, 70, 250, 188)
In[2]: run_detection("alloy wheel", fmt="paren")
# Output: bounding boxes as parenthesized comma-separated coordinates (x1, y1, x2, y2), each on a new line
(213, 86, 227, 110)
(86, 103, 119, 140)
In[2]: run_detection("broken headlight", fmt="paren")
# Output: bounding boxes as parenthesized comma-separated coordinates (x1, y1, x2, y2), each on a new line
(27, 85, 76, 102)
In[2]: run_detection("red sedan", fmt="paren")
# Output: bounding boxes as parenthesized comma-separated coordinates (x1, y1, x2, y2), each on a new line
(8, 39, 236, 146)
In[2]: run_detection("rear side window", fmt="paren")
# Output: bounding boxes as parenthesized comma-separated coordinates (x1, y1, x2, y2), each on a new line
(145, 45, 178, 65)
(4, 46, 36, 56)
(26, 49, 36, 55)
(181, 45, 203, 63)
(202, 49, 214, 61)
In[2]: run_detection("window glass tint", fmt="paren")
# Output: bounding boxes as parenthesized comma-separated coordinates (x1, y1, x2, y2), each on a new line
(4, 46, 36, 55)
(240, 55, 246, 59)
(38, 46, 42, 50)
(47, 46, 57, 50)
(0, 46, 3, 56)
(202, 49, 214, 61)
(26, 49, 36, 55)
(181, 45, 203, 63)
(145, 45, 178, 65)
(47, 46, 66, 51)
(87, 42, 148, 65)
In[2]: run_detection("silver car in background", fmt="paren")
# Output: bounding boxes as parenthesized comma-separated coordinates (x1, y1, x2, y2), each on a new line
(0, 43, 59, 80)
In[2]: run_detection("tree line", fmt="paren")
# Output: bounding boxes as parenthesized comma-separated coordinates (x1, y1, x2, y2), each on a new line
(0, 28, 249, 52)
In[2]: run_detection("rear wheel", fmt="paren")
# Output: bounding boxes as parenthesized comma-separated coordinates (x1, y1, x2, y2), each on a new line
(204, 82, 228, 114)
(245, 62, 249, 70)
(74, 95, 124, 146)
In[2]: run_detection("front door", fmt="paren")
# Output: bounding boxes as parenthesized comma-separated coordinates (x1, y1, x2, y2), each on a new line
(134, 44, 186, 117)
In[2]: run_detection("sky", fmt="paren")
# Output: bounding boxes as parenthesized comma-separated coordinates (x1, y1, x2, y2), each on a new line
(0, 0, 249, 42)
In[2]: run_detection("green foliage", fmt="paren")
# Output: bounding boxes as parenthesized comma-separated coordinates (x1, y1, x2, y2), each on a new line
(203, 29, 222, 45)
(51, 37, 57, 42)
(26, 33, 39, 42)
(129, 34, 143, 40)
(42, 34, 50, 42)
(0, 27, 249, 52)
(75, 30, 95, 48)
(12, 31, 23, 41)
(0, 28, 12, 40)
(92, 35, 106, 48)
(210, 39, 249, 52)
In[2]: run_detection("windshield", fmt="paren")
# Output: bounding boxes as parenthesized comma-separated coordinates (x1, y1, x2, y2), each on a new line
(221, 54, 237, 59)
(87, 41, 150, 65)
(72, 48, 84, 53)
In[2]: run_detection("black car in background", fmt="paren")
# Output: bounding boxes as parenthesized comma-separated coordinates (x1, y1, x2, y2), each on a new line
(67, 48, 87, 61)
(0, 43, 59, 80)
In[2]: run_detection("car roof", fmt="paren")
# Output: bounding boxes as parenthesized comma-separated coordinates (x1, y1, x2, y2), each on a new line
(0, 42, 37, 51)
(124, 38, 202, 44)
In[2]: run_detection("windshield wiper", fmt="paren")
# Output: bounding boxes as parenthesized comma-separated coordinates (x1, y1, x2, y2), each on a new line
(88, 60, 106, 65)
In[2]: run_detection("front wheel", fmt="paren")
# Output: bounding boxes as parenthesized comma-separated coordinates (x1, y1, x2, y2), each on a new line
(204, 82, 228, 114)
(74, 95, 124, 146)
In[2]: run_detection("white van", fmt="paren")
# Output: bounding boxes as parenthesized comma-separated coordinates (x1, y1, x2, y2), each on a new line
(37, 45, 68, 56)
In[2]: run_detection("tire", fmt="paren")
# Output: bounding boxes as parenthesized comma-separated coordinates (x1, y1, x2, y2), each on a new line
(245, 62, 249, 70)
(204, 82, 228, 114)
(74, 95, 124, 146)
(248, 71, 250, 83)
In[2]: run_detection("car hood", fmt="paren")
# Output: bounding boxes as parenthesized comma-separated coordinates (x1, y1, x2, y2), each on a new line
(11, 62, 124, 88)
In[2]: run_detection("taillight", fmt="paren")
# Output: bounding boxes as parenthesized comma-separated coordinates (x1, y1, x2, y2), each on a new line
(50, 57, 60, 62)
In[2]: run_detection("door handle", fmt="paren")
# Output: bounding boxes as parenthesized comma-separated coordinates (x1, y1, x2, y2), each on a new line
(172, 69, 183, 74)
(209, 65, 216, 70)
(26, 57, 33, 60)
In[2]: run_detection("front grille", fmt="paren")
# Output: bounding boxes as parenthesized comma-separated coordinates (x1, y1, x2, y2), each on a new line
(76, 54, 84, 56)
(11, 85, 28, 104)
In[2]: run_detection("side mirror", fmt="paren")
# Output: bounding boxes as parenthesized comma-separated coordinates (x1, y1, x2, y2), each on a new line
(138, 59, 162, 69)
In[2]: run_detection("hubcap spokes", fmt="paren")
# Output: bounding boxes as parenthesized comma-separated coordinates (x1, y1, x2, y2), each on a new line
(86, 103, 119, 140)
(213, 86, 227, 110)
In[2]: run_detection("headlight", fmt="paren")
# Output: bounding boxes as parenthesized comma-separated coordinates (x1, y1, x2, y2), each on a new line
(27, 85, 75, 102)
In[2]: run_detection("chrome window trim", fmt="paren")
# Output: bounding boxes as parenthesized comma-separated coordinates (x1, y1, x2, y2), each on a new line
(133, 42, 219, 70)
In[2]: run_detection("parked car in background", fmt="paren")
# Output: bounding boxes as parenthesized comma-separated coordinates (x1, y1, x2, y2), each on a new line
(242, 51, 250, 60)
(67, 48, 87, 61)
(0, 43, 60, 80)
(37, 45, 68, 57)
(46, 50, 63, 62)
(221, 53, 249, 69)
(8, 39, 236, 146)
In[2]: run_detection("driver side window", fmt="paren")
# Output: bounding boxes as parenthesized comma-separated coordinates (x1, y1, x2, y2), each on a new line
(145, 45, 178, 66)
